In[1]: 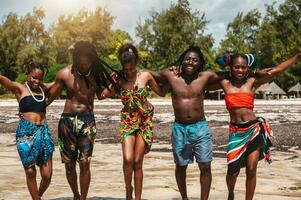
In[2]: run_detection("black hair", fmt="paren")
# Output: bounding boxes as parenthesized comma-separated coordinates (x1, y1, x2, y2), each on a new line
(178, 45, 206, 73)
(24, 61, 48, 76)
(229, 53, 248, 66)
(118, 43, 139, 66)
(72, 41, 119, 91)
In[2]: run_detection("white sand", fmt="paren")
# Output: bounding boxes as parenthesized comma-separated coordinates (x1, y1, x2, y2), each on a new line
(0, 136, 300, 200)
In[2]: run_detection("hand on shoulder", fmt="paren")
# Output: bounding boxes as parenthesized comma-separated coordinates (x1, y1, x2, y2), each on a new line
(168, 66, 180, 76)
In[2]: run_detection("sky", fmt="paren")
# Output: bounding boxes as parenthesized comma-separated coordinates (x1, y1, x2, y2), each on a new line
(0, 0, 285, 47)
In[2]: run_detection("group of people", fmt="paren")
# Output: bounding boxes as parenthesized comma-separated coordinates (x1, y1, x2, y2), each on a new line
(0, 40, 300, 200)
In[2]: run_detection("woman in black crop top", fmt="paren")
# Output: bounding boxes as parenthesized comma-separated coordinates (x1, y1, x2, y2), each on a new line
(0, 62, 54, 200)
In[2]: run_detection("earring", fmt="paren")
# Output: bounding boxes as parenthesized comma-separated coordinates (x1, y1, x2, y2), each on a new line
(228, 71, 232, 77)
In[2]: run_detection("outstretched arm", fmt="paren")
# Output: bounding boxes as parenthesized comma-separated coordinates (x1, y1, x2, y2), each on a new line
(254, 53, 301, 88)
(147, 72, 169, 97)
(0, 75, 22, 98)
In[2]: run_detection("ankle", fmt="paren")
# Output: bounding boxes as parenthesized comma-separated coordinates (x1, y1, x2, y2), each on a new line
(73, 194, 80, 200)
(228, 191, 234, 200)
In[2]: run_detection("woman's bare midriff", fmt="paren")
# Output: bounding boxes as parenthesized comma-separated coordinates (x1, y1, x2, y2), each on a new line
(21, 112, 46, 125)
(229, 108, 257, 123)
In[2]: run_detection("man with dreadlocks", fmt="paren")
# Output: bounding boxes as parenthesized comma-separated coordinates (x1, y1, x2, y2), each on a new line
(47, 41, 117, 200)
(151, 46, 223, 200)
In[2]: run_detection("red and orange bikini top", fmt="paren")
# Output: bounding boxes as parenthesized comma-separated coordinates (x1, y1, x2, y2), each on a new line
(224, 92, 254, 111)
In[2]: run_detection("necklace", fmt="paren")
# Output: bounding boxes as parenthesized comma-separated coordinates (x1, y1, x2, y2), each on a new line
(76, 69, 92, 77)
(25, 81, 45, 102)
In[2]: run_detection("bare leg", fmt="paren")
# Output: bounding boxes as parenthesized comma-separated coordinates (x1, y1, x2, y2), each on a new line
(226, 169, 240, 200)
(245, 148, 260, 200)
(65, 160, 80, 200)
(38, 158, 53, 198)
(175, 165, 188, 200)
(122, 135, 136, 200)
(79, 158, 91, 200)
(133, 134, 146, 200)
(198, 162, 212, 200)
(25, 166, 40, 200)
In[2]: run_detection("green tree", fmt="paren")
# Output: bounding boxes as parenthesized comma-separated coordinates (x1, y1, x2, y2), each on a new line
(136, 0, 215, 70)
(51, 7, 115, 64)
(256, 0, 301, 90)
(0, 13, 24, 79)
(0, 8, 52, 80)
(108, 29, 132, 61)
(218, 9, 261, 55)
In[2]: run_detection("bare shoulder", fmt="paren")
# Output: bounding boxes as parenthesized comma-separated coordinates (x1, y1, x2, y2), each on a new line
(138, 71, 152, 82)
(162, 68, 176, 78)
(56, 65, 72, 80)
(199, 71, 217, 77)
(139, 70, 150, 76)
(247, 77, 256, 85)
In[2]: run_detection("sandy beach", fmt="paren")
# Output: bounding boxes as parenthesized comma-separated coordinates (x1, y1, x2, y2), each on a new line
(0, 99, 300, 199)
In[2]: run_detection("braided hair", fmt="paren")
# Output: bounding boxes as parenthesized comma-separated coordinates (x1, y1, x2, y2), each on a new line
(72, 41, 119, 91)
(24, 61, 48, 76)
(118, 43, 139, 67)
(177, 45, 206, 74)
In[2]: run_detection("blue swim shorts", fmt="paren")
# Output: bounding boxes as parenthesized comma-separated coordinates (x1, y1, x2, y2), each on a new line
(171, 120, 212, 166)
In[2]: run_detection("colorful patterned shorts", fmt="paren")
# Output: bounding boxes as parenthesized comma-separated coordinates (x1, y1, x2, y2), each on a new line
(58, 112, 96, 163)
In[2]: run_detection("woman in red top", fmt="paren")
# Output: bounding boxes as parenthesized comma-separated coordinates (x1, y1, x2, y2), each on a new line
(216, 52, 301, 200)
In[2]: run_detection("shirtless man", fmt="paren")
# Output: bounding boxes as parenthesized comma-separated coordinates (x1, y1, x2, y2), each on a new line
(47, 41, 117, 200)
(152, 46, 222, 200)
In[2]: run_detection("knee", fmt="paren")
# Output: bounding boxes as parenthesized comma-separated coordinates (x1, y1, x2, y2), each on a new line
(226, 171, 239, 182)
(79, 159, 90, 173)
(41, 171, 52, 183)
(25, 167, 36, 179)
(65, 163, 76, 174)
(199, 163, 211, 176)
(246, 167, 257, 178)
(123, 156, 134, 167)
(133, 158, 143, 170)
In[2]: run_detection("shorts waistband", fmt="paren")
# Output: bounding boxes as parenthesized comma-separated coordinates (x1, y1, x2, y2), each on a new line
(61, 112, 94, 117)
(174, 119, 207, 126)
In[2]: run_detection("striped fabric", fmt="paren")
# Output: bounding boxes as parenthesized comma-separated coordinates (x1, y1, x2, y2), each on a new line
(227, 117, 273, 174)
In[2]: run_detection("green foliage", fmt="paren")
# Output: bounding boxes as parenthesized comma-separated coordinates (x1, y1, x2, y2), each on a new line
(108, 29, 132, 60)
(44, 64, 65, 82)
(0, 1, 300, 96)
(0, 8, 54, 80)
(15, 73, 27, 83)
(51, 7, 115, 64)
(217, 0, 301, 89)
(136, 0, 215, 70)
(218, 9, 261, 55)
